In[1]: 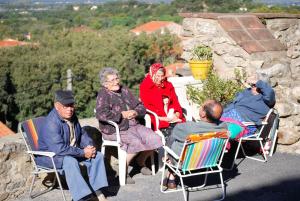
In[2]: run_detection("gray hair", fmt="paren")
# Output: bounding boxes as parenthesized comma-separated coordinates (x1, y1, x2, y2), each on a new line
(99, 67, 119, 86)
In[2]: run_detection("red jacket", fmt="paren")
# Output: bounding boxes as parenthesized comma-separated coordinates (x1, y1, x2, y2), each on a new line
(140, 74, 185, 130)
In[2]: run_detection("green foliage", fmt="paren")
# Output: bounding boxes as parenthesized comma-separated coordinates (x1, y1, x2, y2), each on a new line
(190, 45, 213, 61)
(186, 70, 245, 106)
(0, 27, 180, 123)
(250, 5, 300, 14)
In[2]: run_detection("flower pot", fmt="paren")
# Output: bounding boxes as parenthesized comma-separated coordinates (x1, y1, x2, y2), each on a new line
(189, 60, 212, 80)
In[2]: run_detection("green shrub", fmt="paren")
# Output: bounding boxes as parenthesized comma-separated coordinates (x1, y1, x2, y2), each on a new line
(186, 70, 245, 106)
(190, 45, 213, 61)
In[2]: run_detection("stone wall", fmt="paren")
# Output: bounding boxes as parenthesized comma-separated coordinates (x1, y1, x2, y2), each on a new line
(0, 134, 33, 201)
(180, 15, 300, 152)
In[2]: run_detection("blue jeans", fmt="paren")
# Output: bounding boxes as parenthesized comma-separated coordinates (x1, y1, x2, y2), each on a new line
(62, 152, 108, 201)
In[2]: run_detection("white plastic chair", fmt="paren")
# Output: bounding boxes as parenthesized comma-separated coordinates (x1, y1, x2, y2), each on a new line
(101, 120, 155, 186)
(145, 109, 167, 171)
(19, 117, 66, 201)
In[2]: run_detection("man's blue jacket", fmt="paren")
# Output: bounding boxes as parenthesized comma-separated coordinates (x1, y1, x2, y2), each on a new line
(224, 80, 275, 125)
(36, 108, 93, 169)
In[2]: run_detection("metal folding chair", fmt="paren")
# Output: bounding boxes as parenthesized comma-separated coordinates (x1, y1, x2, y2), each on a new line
(160, 131, 229, 201)
(19, 117, 66, 201)
(229, 108, 279, 170)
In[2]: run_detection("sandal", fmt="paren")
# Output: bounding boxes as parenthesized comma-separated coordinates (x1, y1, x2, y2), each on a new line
(162, 177, 177, 189)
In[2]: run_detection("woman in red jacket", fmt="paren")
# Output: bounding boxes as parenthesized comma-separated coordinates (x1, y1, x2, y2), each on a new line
(140, 63, 185, 136)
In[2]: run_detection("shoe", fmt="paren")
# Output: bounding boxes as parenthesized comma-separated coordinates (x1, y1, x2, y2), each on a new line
(162, 177, 177, 190)
(126, 174, 135, 184)
(97, 194, 108, 201)
(140, 167, 152, 175)
(88, 193, 108, 201)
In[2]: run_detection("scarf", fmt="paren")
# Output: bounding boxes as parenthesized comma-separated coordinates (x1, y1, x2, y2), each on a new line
(149, 63, 166, 87)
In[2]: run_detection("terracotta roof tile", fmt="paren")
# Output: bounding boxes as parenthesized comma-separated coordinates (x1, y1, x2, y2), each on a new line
(218, 15, 286, 53)
(0, 122, 15, 138)
(0, 39, 28, 48)
(131, 21, 175, 34)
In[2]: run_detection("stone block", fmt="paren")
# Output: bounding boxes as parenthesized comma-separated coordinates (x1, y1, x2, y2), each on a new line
(240, 40, 265, 53)
(227, 30, 252, 43)
(292, 86, 300, 101)
(238, 16, 266, 29)
(266, 19, 298, 32)
(259, 40, 286, 51)
(195, 20, 219, 36)
(259, 63, 290, 78)
(0, 192, 9, 201)
(278, 127, 300, 145)
(218, 17, 242, 30)
(287, 45, 300, 59)
(276, 102, 294, 117)
(247, 29, 275, 40)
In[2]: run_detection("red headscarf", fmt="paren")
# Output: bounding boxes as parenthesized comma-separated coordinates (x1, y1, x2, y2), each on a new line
(149, 63, 166, 87)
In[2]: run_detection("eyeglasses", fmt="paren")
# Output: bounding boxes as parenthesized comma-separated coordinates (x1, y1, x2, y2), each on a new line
(106, 77, 120, 83)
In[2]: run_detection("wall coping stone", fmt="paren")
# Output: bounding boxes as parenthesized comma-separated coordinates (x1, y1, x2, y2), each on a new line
(180, 12, 300, 19)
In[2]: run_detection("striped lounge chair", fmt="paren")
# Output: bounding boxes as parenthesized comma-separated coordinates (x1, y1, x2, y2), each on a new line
(160, 131, 229, 201)
(19, 117, 66, 201)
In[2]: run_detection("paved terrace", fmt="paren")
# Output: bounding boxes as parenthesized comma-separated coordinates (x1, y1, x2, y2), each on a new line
(16, 152, 300, 201)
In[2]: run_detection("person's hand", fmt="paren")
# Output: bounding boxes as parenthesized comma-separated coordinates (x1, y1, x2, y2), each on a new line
(169, 115, 181, 123)
(127, 110, 137, 119)
(121, 111, 131, 119)
(121, 110, 137, 119)
(84, 145, 96, 159)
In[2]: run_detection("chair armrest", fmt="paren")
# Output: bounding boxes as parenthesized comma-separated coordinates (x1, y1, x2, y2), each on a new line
(243, 121, 267, 126)
(155, 130, 166, 145)
(146, 109, 160, 131)
(163, 146, 179, 160)
(242, 121, 256, 126)
(106, 120, 121, 144)
(28, 150, 56, 157)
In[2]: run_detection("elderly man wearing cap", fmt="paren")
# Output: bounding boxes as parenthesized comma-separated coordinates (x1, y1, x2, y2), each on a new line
(36, 90, 108, 201)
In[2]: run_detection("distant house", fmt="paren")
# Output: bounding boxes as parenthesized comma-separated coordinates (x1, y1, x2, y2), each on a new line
(0, 39, 29, 48)
(130, 21, 182, 36)
(90, 5, 98, 10)
(73, 6, 80, 11)
(0, 122, 15, 138)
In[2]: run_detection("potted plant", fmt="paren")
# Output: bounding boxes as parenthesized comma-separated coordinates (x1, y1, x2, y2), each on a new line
(188, 45, 213, 80)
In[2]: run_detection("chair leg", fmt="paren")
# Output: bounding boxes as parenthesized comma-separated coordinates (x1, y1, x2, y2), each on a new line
(118, 148, 127, 186)
(157, 147, 164, 172)
(101, 145, 106, 155)
(54, 171, 66, 201)
(150, 153, 155, 175)
(269, 130, 278, 157)
(29, 173, 66, 201)
(243, 140, 267, 162)
(178, 176, 187, 201)
(160, 162, 167, 193)
(216, 172, 225, 201)
(29, 174, 37, 198)
(225, 139, 243, 171)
